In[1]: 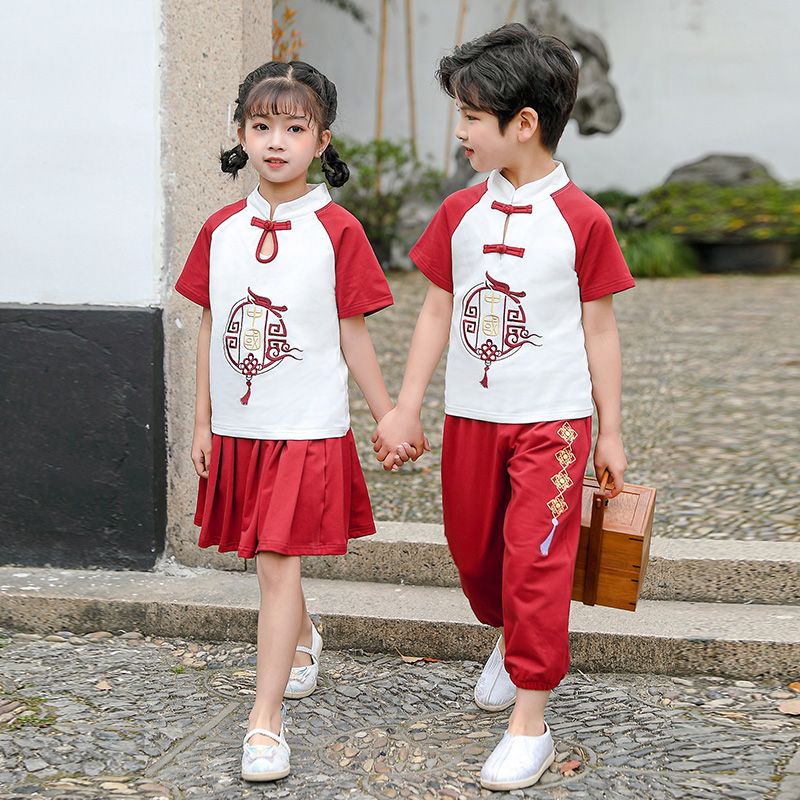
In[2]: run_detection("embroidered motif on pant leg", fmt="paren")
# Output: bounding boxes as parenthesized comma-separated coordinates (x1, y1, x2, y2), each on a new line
(223, 287, 303, 405)
(459, 272, 542, 389)
(540, 422, 578, 557)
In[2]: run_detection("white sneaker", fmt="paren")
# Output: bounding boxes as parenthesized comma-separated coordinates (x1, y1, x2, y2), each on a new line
(479, 723, 556, 791)
(284, 622, 323, 699)
(474, 638, 516, 711)
(241, 725, 291, 782)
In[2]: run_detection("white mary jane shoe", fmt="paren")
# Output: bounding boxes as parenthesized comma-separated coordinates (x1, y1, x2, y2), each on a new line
(241, 725, 291, 782)
(284, 622, 323, 699)
(474, 637, 516, 712)
(479, 723, 556, 791)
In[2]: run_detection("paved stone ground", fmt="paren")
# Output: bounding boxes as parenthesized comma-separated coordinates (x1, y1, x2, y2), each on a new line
(2, 630, 798, 799)
(352, 273, 800, 541)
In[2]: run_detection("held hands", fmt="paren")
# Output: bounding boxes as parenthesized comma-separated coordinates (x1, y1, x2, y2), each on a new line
(593, 431, 627, 499)
(372, 405, 431, 472)
(191, 423, 213, 479)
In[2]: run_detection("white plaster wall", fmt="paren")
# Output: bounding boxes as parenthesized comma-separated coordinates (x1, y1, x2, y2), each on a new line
(557, 0, 800, 191)
(0, 1, 160, 305)
(291, 0, 800, 193)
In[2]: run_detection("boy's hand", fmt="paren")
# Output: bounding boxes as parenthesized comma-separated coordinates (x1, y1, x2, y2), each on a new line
(191, 423, 213, 479)
(372, 406, 429, 471)
(593, 432, 627, 498)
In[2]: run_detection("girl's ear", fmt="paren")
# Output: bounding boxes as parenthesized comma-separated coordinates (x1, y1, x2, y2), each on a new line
(317, 129, 332, 157)
(516, 107, 539, 144)
(237, 126, 246, 149)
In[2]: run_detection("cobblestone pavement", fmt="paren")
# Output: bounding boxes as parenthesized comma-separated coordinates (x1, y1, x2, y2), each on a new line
(353, 273, 800, 541)
(2, 630, 798, 799)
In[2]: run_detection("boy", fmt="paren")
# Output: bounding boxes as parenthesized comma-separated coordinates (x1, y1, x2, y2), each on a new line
(373, 23, 634, 791)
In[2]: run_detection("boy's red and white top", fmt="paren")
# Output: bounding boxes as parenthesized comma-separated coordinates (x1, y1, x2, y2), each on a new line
(410, 162, 634, 424)
(176, 184, 393, 440)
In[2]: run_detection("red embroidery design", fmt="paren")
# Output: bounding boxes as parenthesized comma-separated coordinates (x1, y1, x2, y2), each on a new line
(251, 217, 292, 264)
(460, 272, 541, 388)
(224, 287, 302, 405)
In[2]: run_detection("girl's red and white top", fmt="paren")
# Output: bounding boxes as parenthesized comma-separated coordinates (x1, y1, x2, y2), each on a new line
(410, 162, 634, 424)
(176, 183, 393, 440)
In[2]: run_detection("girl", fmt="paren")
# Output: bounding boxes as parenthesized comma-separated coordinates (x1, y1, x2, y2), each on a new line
(175, 60, 404, 782)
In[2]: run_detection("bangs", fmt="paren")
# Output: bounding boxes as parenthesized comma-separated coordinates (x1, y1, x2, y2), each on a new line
(244, 79, 322, 128)
(443, 65, 487, 112)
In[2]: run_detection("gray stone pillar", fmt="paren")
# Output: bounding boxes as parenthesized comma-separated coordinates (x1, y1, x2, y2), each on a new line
(161, 0, 272, 568)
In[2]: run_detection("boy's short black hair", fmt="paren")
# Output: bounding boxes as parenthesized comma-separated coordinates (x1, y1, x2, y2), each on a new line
(437, 22, 579, 152)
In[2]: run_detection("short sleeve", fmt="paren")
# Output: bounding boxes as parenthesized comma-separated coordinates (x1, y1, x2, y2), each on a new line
(175, 200, 246, 308)
(175, 223, 211, 307)
(409, 202, 454, 293)
(318, 207, 393, 318)
(575, 214, 635, 303)
(553, 185, 635, 303)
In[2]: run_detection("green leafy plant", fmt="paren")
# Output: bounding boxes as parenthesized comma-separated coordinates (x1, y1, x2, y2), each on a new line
(632, 182, 800, 243)
(591, 188, 638, 217)
(315, 138, 443, 267)
(617, 231, 699, 278)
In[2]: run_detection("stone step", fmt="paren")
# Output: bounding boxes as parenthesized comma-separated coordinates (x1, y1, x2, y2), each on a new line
(294, 522, 800, 605)
(1, 566, 797, 679)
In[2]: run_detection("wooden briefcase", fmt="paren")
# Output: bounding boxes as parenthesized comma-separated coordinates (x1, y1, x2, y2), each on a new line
(571, 474, 656, 612)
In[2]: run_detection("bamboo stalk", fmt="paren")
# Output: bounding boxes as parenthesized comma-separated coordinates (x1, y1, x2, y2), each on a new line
(443, 0, 468, 175)
(375, 0, 389, 195)
(505, 0, 518, 24)
(404, 0, 417, 156)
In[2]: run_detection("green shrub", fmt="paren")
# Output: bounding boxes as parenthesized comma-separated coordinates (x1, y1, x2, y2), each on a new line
(591, 188, 638, 219)
(632, 181, 800, 242)
(312, 138, 442, 266)
(618, 231, 699, 278)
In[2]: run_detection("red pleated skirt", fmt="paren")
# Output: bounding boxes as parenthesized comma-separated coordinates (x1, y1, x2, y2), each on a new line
(193, 430, 375, 558)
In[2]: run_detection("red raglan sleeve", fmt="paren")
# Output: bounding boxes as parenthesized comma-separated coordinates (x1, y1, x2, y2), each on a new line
(409, 201, 455, 293)
(175, 222, 212, 308)
(574, 211, 636, 303)
(319, 205, 393, 318)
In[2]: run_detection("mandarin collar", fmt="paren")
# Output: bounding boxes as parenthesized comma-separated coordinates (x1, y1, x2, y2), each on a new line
(486, 162, 570, 205)
(247, 183, 331, 220)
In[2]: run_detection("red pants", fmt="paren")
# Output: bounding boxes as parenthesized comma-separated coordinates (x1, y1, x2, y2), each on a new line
(441, 415, 591, 691)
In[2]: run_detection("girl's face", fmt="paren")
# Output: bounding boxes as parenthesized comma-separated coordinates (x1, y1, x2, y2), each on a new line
(239, 112, 331, 187)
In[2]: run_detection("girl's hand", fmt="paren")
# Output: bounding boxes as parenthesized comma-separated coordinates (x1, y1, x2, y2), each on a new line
(191, 424, 213, 479)
(593, 432, 627, 499)
(372, 407, 429, 471)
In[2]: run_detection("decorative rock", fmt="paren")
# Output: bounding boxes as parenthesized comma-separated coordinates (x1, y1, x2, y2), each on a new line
(664, 154, 777, 186)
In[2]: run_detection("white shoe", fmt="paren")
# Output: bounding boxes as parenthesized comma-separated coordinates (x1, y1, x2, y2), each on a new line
(241, 725, 291, 782)
(284, 622, 323, 699)
(474, 638, 516, 711)
(479, 723, 556, 791)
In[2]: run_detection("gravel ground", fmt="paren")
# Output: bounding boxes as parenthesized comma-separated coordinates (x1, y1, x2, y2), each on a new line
(2, 629, 799, 799)
(352, 273, 800, 541)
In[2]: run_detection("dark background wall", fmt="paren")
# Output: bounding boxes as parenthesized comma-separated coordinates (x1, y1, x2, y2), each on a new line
(0, 306, 166, 569)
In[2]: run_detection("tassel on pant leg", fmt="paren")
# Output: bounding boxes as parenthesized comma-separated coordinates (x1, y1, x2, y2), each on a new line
(539, 517, 558, 556)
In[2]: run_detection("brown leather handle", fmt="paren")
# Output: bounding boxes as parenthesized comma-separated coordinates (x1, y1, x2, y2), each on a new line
(583, 471, 610, 605)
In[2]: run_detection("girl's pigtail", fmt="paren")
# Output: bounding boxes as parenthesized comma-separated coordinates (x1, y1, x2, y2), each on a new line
(220, 143, 249, 178)
(320, 143, 350, 188)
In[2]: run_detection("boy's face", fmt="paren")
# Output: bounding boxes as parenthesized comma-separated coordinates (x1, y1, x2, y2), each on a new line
(454, 99, 543, 173)
(454, 101, 519, 173)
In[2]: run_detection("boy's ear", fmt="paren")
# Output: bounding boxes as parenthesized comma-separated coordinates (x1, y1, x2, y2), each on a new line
(516, 107, 540, 143)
